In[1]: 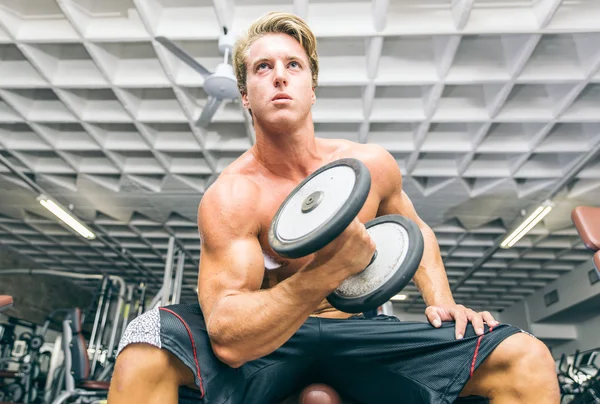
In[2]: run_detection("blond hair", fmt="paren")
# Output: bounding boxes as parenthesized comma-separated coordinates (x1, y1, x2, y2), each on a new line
(232, 12, 319, 95)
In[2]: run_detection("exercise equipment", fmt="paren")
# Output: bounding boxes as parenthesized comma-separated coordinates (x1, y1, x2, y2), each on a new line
(0, 296, 18, 402)
(50, 308, 110, 404)
(0, 382, 24, 403)
(148, 237, 186, 309)
(1, 311, 73, 403)
(328, 215, 424, 313)
(572, 206, 600, 275)
(0, 296, 42, 404)
(296, 384, 342, 404)
(0, 271, 132, 403)
(557, 349, 600, 403)
(0, 270, 127, 363)
(566, 206, 600, 403)
(269, 158, 371, 258)
(269, 158, 424, 313)
(0, 322, 16, 362)
(0, 295, 13, 312)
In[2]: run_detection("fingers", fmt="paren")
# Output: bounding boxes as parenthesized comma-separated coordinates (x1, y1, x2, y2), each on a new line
(339, 219, 376, 271)
(452, 306, 468, 340)
(364, 225, 376, 254)
(425, 305, 501, 339)
(425, 306, 442, 328)
(357, 221, 376, 263)
(468, 310, 485, 336)
(480, 311, 499, 328)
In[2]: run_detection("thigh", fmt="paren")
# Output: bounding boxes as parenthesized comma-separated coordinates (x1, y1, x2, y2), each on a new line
(156, 305, 323, 404)
(318, 315, 521, 404)
(118, 303, 246, 403)
(241, 317, 322, 404)
(242, 358, 317, 404)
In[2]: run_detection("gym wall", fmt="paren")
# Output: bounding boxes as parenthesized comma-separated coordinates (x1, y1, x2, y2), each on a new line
(499, 259, 600, 358)
(0, 246, 93, 325)
(552, 315, 600, 361)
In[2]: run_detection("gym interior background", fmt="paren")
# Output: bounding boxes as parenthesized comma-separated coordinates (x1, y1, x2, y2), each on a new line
(1, 0, 600, 403)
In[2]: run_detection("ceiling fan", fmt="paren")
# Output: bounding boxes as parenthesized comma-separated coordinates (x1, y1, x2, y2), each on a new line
(156, 27, 240, 129)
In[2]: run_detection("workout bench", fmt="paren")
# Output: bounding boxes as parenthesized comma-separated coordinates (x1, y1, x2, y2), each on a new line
(52, 308, 110, 404)
(572, 206, 600, 273)
(282, 376, 491, 403)
(0, 296, 12, 313)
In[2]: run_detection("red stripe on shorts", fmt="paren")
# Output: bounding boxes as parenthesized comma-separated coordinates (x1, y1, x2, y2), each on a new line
(159, 307, 205, 399)
(470, 326, 494, 378)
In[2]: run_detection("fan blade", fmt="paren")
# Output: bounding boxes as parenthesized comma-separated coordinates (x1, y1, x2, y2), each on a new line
(156, 36, 212, 78)
(197, 96, 222, 128)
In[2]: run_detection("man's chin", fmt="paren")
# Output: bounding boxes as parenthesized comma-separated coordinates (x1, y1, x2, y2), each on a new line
(260, 112, 303, 130)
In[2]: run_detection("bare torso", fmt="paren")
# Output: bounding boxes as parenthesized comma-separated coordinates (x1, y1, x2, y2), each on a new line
(218, 138, 387, 318)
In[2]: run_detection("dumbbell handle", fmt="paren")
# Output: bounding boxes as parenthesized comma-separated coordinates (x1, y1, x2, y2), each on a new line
(367, 250, 378, 267)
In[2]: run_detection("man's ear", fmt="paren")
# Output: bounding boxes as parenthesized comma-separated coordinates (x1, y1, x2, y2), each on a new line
(311, 88, 316, 105)
(242, 92, 249, 108)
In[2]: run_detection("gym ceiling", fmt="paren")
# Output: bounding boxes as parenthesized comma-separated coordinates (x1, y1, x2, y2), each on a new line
(0, 0, 599, 314)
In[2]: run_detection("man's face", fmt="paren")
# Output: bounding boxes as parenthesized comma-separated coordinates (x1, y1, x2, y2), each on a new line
(242, 33, 315, 128)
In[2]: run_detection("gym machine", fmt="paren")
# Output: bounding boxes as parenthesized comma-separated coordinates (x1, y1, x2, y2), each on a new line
(0, 270, 128, 364)
(48, 308, 111, 404)
(0, 272, 128, 403)
(558, 348, 600, 403)
(0, 296, 41, 403)
(0, 235, 189, 403)
(146, 237, 187, 311)
(0, 296, 40, 403)
(46, 237, 189, 404)
(558, 206, 600, 403)
(43, 283, 148, 404)
(0, 296, 13, 312)
(0, 313, 59, 403)
(572, 206, 600, 276)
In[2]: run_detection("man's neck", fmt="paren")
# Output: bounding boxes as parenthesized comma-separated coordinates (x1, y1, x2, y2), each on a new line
(252, 118, 323, 181)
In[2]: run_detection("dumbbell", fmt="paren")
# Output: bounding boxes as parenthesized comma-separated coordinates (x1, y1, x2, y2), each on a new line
(268, 158, 424, 313)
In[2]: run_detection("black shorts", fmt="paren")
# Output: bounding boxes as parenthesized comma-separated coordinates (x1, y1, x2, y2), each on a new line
(116, 303, 523, 404)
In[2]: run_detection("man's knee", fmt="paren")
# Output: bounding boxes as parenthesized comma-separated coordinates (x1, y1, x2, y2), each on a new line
(487, 332, 559, 397)
(111, 343, 194, 391)
(463, 331, 559, 400)
(494, 332, 554, 374)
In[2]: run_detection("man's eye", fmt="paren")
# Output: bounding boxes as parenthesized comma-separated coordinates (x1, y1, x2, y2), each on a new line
(257, 63, 269, 70)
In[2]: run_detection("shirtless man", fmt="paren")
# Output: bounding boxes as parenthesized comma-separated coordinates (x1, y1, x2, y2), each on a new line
(109, 11, 559, 404)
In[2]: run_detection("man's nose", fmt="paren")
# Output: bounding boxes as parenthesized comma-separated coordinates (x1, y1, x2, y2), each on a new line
(273, 61, 288, 87)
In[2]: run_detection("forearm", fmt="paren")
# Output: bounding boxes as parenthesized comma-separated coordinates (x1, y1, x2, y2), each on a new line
(206, 269, 331, 367)
(412, 225, 455, 306)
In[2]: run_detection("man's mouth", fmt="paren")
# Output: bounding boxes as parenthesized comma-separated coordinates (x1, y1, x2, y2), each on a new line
(272, 93, 292, 101)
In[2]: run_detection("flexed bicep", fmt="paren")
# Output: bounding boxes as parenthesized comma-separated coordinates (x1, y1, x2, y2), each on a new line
(196, 175, 265, 324)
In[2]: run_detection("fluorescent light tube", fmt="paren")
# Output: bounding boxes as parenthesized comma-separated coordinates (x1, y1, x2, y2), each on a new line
(390, 294, 407, 301)
(500, 202, 553, 249)
(38, 196, 96, 240)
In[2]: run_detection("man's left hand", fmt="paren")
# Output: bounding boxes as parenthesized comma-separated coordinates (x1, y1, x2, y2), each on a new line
(425, 304, 499, 340)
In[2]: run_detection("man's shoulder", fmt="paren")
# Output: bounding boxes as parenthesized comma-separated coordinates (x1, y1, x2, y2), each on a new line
(327, 140, 402, 200)
(198, 172, 262, 239)
(331, 140, 398, 173)
(320, 138, 387, 159)
(202, 149, 261, 204)
(351, 142, 391, 161)
(202, 173, 260, 209)
(199, 172, 261, 230)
